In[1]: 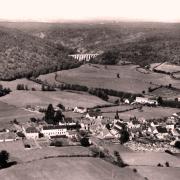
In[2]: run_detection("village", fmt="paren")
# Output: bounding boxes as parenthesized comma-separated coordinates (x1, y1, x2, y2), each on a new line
(0, 95, 179, 155)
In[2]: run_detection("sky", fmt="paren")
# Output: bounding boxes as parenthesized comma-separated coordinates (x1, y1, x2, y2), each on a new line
(0, 0, 179, 22)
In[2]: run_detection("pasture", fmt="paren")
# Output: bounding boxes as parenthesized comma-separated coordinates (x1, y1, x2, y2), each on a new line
(0, 157, 143, 180)
(121, 152, 180, 167)
(38, 64, 180, 94)
(0, 90, 110, 108)
(149, 87, 180, 99)
(155, 62, 180, 73)
(101, 106, 179, 120)
(0, 78, 41, 91)
(130, 166, 180, 180)
(0, 101, 42, 128)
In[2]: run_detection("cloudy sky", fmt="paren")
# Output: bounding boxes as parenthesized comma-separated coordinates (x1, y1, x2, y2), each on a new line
(0, 0, 179, 22)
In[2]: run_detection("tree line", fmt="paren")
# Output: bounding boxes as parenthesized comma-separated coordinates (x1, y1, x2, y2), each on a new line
(0, 84, 11, 97)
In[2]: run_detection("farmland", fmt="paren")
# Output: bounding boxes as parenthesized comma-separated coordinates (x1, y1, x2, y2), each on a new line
(0, 157, 144, 180)
(38, 64, 180, 94)
(101, 106, 179, 120)
(149, 87, 180, 99)
(0, 78, 41, 91)
(0, 90, 110, 108)
(0, 101, 42, 128)
(155, 62, 180, 73)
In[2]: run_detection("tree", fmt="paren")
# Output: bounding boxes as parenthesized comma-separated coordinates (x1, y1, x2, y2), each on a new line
(54, 110, 64, 125)
(45, 104, 55, 124)
(57, 103, 65, 111)
(157, 96, 163, 105)
(80, 137, 90, 147)
(115, 111, 119, 120)
(119, 128, 129, 144)
(0, 150, 9, 168)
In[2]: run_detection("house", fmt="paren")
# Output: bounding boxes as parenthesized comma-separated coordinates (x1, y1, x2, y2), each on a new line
(124, 99, 130, 104)
(135, 97, 158, 105)
(73, 107, 87, 114)
(112, 120, 123, 135)
(67, 130, 77, 138)
(98, 128, 114, 139)
(41, 125, 68, 138)
(25, 127, 39, 139)
(85, 111, 103, 120)
(0, 132, 17, 142)
(156, 126, 168, 139)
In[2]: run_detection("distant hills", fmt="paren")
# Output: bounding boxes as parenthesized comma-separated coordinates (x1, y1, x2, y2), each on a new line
(0, 25, 78, 80)
(0, 21, 180, 80)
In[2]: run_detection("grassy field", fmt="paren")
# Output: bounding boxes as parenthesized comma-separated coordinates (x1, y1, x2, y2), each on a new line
(101, 106, 179, 120)
(0, 78, 42, 91)
(0, 157, 143, 180)
(0, 90, 110, 108)
(38, 64, 180, 94)
(0, 101, 42, 128)
(121, 152, 180, 167)
(173, 72, 180, 79)
(130, 166, 180, 180)
(155, 62, 180, 73)
(149, 87, 180, 99)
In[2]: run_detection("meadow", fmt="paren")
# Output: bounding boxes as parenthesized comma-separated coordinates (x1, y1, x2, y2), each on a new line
(0, 157, 144, 180)
(101, 106, 179, 120)
(0, 78, 42, 91)
(0, 101, 42, 128)
(155, 62, 180, 73)
(38, 64, 180, 94)
(0, 90, 110, 108)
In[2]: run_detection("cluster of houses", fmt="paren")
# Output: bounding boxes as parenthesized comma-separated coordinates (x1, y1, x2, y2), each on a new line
(1, 103, 180, 153)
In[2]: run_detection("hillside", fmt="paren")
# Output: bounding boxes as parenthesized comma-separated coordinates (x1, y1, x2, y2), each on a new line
(1, 21, 180, 66)
(0, 26, 79, 80)
(0, 21, 180, 80)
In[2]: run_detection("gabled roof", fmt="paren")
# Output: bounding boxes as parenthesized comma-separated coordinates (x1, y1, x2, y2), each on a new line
(87, 111, 102, 117)
(76, 107, 86, 110)
(156, 126, 168, 133)
(43, 125, 67, 130)
(26, 127, 38, 133)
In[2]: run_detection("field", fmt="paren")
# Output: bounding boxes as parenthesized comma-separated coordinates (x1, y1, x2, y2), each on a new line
(155, 62, 180, 73)
(173, 72, 180, 79)
(149, 87, 180, 99)
(101, 106, 179, 120)
(121, 152, 180, 167)
(38, 64, 180, 94)
(0, 157, 143, 180)
(0, 101, 42, 128)
(130, 166, 180, 180)
(0, 78, 42, 91)
(0, 90, 110, 108)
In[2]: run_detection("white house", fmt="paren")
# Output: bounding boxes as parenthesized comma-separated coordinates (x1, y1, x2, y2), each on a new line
(85, 111, 103, 120)
(41, 125, 68, 138)
(73, 107, 87, 114)
(124, 99, 130, 104)
(0, 132, 17, 142)
(135, 97, 158, 105)
(25, 127, 39, 139)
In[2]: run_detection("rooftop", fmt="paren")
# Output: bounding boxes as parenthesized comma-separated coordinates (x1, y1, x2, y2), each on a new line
(26, 127, 39, 133)
(43, 125, 67, 130)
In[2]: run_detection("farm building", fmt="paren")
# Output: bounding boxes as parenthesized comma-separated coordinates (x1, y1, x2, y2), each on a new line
(86, 111, 103, 120)
(41, 125, 68, 138)
(0, 131, 17, 142)
(25, 127, 39, 139)
(135, 97, 158, 105)
(73, 106, 87, 114)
